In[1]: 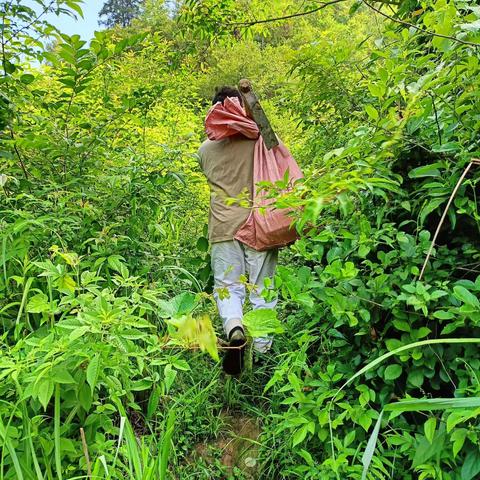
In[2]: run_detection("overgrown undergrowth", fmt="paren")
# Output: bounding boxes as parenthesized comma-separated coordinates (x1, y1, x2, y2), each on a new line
(1, 0, 480, 479)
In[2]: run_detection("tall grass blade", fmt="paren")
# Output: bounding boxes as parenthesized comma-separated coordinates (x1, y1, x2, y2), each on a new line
(99, 455, 109, 476)
(384, 397, 480, 412)
(159, 265, 202, 292)
(109, 416, 126, 477)
(361, 397, 480, 479)
(21, 403, 44, 480)
(15, 276, 33, 326)
(0, 414, 24, 480)
(330, 338, 480, 470)
(361, 409, 384, 480)
(119, 415, 142, 479)
(112, 400, 143, 478)
(159, 409, 176, 480)
(335, 338, 480, 399)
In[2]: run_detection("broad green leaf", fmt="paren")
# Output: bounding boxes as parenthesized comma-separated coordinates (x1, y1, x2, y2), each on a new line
(433, 310, 455, 320)
(69, 326, 90, 341)
(164, 364, 177, 393)
(451, 428, 467, 458)
(20, 73, 35, 84)
(292, 424, 309, 447)
(453, 286, 480, 308)
(66, 0, 84, 18)
(461, 450, 480, 480)
(51, 367, 75, 384)
(424, 417, 436, 444)
(78, 383, 92, 411)
(147, 385, 161, 420)
(413, 432, 445, 468)
(358, 413, 373, 431)
(26, 293, 50, 313)
(408, 163, 442, 178)
(242, 309, 284, 338)
(393, 319, 410, 332)
(196, 237, 209, 252)
(87, 355, 100, 393)
(365, 104, 378, 120)
(38, 379, 54, 410)
(407, 369, 424, 387)
(56, 274, 76, 294)
(107, 255, 126, 273)
(130, 379, 153, 391)
(159, 292, 197, 318)
(384, 364, 402, 380)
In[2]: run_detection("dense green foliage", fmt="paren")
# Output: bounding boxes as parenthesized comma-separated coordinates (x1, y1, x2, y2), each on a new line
(99, 0, 144, 28)
(1, 0, 480, 479)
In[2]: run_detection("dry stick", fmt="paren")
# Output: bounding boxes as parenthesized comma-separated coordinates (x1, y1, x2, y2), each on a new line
(419, 159, 480, 280)
(363, 0, 480, 48)
(80, 428, 92, 479)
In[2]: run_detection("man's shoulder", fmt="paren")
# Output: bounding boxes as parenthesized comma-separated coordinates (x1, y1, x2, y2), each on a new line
(198, 139, 214, 153)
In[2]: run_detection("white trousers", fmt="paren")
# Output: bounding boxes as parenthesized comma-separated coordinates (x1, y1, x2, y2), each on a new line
(211, 240, 278, 353)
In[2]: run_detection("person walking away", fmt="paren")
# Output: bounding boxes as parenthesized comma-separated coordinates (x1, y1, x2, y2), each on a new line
(198, 86, 278, 375)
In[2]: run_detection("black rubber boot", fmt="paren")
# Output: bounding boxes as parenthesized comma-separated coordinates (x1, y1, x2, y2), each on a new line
(222, 327, 246, 376)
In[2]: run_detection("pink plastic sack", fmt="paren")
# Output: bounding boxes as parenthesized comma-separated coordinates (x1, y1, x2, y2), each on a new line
(205, 97, 303, 251)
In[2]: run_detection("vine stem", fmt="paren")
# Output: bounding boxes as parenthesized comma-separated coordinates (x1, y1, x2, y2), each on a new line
(225, 0, 346, 27)
(419, 159, 480, 280)
(54, 384, 63, 480)
(362, 0, 480, 48)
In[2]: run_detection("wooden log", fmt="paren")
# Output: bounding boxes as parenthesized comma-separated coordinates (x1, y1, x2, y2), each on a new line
(238, 79, 279, 150)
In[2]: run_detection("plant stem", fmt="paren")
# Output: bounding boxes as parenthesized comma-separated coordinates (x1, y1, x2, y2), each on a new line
(54, 384, 63, 480)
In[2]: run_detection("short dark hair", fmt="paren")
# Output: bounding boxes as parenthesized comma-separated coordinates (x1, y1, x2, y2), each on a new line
(212, 86, 243, 105)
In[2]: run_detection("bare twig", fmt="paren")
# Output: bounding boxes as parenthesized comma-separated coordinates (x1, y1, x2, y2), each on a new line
(80, 428, 91, 478)
(419, 159, 480, 280)
(8, 126, 29, 181)
(456, 266, 480, 274)
(225, 0, 346, 27)
(363, 0, 480, 48)
(4, 0, 55, 45)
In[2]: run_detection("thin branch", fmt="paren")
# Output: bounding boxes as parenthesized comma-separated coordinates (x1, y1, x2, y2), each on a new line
(419, 159, 480, 280)
(8, 126, 29, 181)
(456, 266, 480, 274)
(4, 0, 55, 46)
(225, 0, 346, 27)
(363, 0, 480, 48)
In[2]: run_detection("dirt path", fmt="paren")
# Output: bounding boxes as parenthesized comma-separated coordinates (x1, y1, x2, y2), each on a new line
(191, 411, 262, 479)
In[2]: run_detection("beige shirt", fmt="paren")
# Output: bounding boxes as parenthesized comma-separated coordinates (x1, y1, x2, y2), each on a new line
(198, 134, 255, 243)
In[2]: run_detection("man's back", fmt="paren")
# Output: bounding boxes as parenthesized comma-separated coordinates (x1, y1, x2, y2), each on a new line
(198, 135, 255, 243)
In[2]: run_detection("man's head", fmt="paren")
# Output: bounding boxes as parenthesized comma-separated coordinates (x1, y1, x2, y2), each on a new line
(212, 86, 243, 106)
